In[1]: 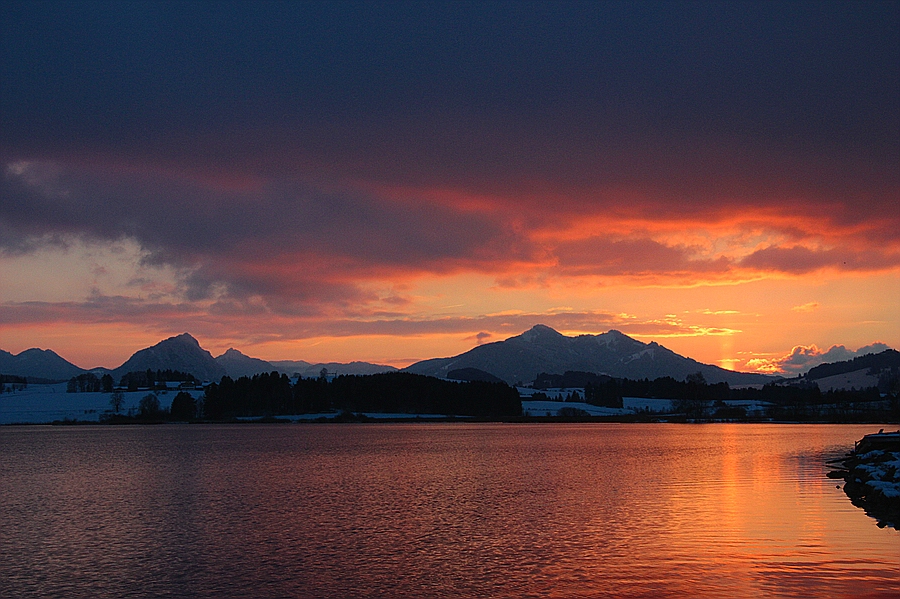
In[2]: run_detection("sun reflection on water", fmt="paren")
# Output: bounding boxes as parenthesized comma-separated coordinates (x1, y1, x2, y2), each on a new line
(0, 424, 897, 598)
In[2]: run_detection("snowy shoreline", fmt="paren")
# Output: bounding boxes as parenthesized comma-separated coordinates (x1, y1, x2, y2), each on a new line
(829, 431, 900, 529)
(0, 383, 205, 425)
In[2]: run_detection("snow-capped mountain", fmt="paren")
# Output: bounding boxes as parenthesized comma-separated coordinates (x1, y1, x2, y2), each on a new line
(403, 324, 772, 386)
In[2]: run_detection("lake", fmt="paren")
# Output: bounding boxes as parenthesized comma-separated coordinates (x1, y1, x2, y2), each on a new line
(1, 423, 897, 598)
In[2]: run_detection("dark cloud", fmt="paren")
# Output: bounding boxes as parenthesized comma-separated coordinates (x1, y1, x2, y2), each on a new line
(0, 294, 200, 326)
(740, 245, 900, 274)
(5, 2, 897, 142)
(2, 160, 532, 267)
(554, 237, 732, 277)
(2, 2, 896, 203)
(1, 160, 538, 306)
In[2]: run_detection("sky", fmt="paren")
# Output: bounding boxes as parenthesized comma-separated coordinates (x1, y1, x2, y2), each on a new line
(1, 1, 898, 373)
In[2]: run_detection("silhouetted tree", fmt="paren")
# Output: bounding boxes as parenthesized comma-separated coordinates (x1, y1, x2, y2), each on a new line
(67, 373, 101, 393)
(138, 393, 161, 418)
(120, 369, 197, 390)
(109, 390, 125, 414)
(686, 371, 706, 386)
(170, 391, 197, 420)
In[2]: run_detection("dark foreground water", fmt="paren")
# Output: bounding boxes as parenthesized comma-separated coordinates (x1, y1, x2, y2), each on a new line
(1, 423, 898, 598)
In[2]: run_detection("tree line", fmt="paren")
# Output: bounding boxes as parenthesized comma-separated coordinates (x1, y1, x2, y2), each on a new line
(0, 374, 28, 393)
(68, 372, 115, 393)
(530, 370, 900, 421)
(202, 371, 522, 420)
(68, 369, 198, 393)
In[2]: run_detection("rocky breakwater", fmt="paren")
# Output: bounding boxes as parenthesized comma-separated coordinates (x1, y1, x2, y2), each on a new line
(829, 430, 900, 529)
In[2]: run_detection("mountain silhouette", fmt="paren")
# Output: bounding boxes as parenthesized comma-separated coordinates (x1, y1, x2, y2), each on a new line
(112, 333, 227, 382)
(6, 327, 888, 386)
(0, 348, 85, 381)
(403, 324, 772, 386)
(215, 348, 278, 379)
(269, 360, 397, 378)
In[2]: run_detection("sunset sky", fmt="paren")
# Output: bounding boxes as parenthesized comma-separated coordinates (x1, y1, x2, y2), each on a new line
(1, 1, 898, 373)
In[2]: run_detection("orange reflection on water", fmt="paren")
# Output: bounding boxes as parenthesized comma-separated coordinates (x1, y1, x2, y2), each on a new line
(2, 424, 898, 598)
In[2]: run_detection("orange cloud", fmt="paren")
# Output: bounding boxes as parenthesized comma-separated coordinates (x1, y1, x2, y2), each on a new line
(464, 331, 494, 345)
(744, 342, 892, 375)
(791, 302, 819, 313)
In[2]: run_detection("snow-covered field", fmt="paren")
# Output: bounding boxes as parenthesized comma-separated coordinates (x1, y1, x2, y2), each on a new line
(811, 368, 881, 392)
(521, 394, 771, 417)
(2, 384, 773, 424)
(517, 387, 673, 412)
(517, 385, 677, 416)
(0, 383, 203, 424)
(520, 397, 676, 416)
(0, 383, 463, 424)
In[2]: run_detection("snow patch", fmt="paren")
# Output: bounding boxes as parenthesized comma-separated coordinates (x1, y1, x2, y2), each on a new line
(0, 383, 202, 424)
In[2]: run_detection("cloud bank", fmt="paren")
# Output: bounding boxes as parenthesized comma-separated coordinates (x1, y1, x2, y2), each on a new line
(1, 1, 897, 368)
(747, 343, 893, 376)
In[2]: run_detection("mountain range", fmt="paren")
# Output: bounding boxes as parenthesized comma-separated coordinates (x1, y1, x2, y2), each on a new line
(2, 325, 892, 387)
(0, 333, 397, 382)
(403, 325, 771, 386)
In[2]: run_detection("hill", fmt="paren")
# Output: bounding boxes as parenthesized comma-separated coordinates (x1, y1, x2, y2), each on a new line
(404, 324, 771, 386)
(446, 367, 505, 384)
(0, 348, 86, 381)
(215, 348, 278, 379)
(266, 359, 312, 375)
(214, 349, 398, 380)
(805, 349, 900, 381)
(270, 360, 397, 378)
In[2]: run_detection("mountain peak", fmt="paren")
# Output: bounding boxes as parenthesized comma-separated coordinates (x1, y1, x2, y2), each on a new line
(168, 333, 200, 346)
(113, 333, 225, 380)
(520, 324, 564, 342)
(214, 347, 276, 378)
(0, 346, 85, 381)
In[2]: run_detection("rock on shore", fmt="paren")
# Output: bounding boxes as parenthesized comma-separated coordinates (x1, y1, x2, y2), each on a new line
(829, 431, 900, 529)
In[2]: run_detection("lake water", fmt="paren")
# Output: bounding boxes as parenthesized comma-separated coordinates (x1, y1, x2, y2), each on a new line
(1, 423, 898, 598)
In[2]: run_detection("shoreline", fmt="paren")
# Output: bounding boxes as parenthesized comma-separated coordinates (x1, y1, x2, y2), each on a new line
(829, 430, 900, 529)
(3, 416, 898, 426)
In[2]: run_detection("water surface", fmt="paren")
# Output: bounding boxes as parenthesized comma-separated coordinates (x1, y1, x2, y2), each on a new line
(1, 423, 897, 598)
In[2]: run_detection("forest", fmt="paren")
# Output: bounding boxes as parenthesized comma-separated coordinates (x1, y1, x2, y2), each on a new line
(200, 371, 522, 420)
(67, 369, 198, 393)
